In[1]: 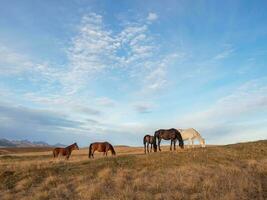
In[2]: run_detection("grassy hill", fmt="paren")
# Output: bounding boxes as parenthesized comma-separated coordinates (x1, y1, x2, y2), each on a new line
(0, 140, 266, 200)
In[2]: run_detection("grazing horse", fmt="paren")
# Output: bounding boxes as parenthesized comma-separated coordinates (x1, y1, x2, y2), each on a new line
(179, 128, 205, 148)
(53, 143, 79, 160)
(153, 128, 184, 152)
(143, 135, 156, 154)
(88, 142, 116, 158)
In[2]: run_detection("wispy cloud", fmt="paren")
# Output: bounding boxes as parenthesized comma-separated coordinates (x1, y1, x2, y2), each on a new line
(62, 12, 176, 94)
(0, 46, 34, 74)
(0, 103, 84, 130)
(147, 12, 158, 21)
(142, 53, 186, 94)
(0, 45, 63, 91)
(213, 47, 235, 60)
(0, 12, 180, 98)
(176, 78, 267, 143)
(134, 102, 154, 114)
(95, 97, 116, 107)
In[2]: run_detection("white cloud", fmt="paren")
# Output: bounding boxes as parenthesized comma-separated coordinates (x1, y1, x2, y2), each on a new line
(0, 45, 63, 90)
(0, 46, 34, 74)
(95, 97, 116, 107)
(0, 13, 188, 145)
(62, 12, 176, 95)
(147, 12, 158, 21)
(176, 78, 267, 143)
(0, 13, 180, 97)
(134, 102, 154, 113)
(63, 13, 115, 93)
(141, 53, 186, 94)
(214, 48, 235, 60)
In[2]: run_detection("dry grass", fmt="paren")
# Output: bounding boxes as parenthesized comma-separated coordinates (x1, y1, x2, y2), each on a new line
(0, 147, 53, 155)
(0, 141, 266, 200)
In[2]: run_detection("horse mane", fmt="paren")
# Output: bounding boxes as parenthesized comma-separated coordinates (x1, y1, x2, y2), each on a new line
(66, 143, 75, 148)
(70, 143, 76, 146)
(109, 144, 116, 155)
(174, 129, 184, 148)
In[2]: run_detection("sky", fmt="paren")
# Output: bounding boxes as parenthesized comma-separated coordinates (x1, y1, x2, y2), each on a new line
(0, 0, 267, 146)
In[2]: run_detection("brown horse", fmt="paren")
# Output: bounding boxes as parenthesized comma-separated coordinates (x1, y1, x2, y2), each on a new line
(88, 142, 116, 158)
(53, 143, 79, 160)
(154, 128, 184, 152)
(143, 135, 156, 154)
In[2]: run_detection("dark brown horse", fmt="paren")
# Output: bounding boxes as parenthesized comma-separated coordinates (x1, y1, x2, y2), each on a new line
(88, 142, 116, 158)
(143, 135, 156, 154)
(53, 143, 79, 160)
(153, 128, 184, 151)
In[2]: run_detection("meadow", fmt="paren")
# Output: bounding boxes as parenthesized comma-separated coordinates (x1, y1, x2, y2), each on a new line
(0, 141, 266, 200)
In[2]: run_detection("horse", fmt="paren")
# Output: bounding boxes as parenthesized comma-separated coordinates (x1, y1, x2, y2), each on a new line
(153, 128, 184, 152)
(179, 128, 205, 148)
(53, 143, 79, 160)
(143, 135, 156, 154)
(88, 142, 116, 158)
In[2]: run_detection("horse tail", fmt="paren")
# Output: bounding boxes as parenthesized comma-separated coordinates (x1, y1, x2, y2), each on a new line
(175, 129, 184, 149)
(110, 144, 116, 155)
(88, 144, 92, 158)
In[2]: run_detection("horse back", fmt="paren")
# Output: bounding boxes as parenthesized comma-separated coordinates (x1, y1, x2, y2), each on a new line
(157, 129, 177, 139)
(90, 142, 107, 152)
(181, 128, 201, 139)
(55, 147, 67, 154)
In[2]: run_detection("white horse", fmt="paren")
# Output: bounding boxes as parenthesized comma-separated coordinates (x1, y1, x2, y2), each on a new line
(179, 128, 205, 148)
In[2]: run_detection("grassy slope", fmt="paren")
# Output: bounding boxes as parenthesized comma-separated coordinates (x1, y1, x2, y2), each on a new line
(0, 141, 266, 200)
(0, 147, 53, 155)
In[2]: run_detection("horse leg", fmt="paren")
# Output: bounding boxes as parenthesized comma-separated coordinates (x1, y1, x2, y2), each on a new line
(190, 138, 194, 148)
(188, 139, 192, 148)
(144, 142, 146, 154)
(53, 151, 58, 158)
(158, 138, 162, 151)
(92, 150, 95, 158)
(192, 139, 194, 148)
(66, 151, 71, 160)
(170, 140, 173, 151)
(147, 143, 150, 153)
(150, 143, 153, 153)
(174, 139, 177, 151)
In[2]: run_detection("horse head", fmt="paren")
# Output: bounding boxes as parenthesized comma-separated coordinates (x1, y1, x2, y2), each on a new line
(200, 138, 205, 148)
(74, 142, 79, 150)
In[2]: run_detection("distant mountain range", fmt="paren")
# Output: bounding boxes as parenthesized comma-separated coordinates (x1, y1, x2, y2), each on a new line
(0, 138, 65, 148)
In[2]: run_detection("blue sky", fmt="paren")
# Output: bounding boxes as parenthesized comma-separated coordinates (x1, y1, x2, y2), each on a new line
(0, 0, 266, 146)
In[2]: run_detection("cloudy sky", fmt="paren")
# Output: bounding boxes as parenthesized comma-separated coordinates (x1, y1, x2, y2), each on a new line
(0, 0, 266, 146)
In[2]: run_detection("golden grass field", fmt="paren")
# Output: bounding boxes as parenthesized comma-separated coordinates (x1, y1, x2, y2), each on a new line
(0, 141, 266, 200)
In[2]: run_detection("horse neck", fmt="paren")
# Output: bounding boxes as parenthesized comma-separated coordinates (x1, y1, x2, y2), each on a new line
(67, 144, 75, 151)
(198, 136, 204, 143)
(195, 135, 203, 140)
(110, 145, 115, 154)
